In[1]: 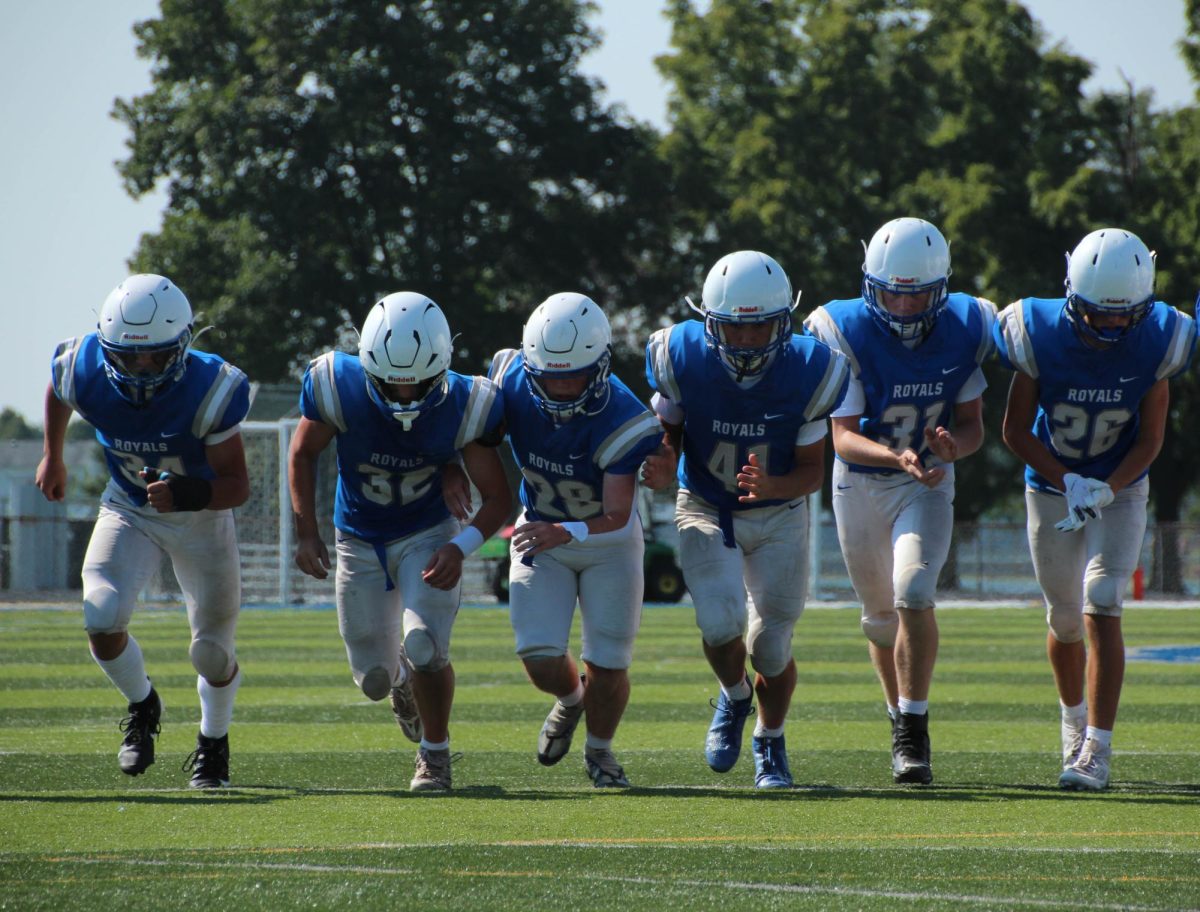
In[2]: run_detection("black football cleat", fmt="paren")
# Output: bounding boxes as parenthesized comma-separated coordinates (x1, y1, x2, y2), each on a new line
(117, 688, 162, 776)
(183, 733, 231, 789)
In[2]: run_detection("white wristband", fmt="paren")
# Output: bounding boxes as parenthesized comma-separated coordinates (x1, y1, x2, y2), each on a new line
(450, 525, 485, 557)
(561, 521, 589, 543)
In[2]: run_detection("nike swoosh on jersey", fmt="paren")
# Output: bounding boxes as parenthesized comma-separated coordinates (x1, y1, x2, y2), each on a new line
(941, 367, 960, 375)
(836, 484, 852, 490)
(569, 452, 587, 460)
(1119, 376, 1138, 383)
(763, 413, 786, 420)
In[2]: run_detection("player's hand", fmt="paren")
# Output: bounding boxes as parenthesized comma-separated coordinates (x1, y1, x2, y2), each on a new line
(140, 468, 176, 512)
(294, 534, 331, 579)
(1056, 473, 1113, 532)
(924, 426, 959, 464)
(35, 456, 67, 502)
(897, 449, 945, 489)
(441, 462, 473, 521)
(422, 543, 464, 590)
(736, 452, 785, 502)
(640, 444, 677, 490)
(512, 520, 570, 558)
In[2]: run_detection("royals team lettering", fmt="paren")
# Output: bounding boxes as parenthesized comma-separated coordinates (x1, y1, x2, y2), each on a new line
(111, 438, 169, 453)
(527, 451, 575, 476)
(711, 420, 767, 437)
(368, 452, 426, 470)
(1066, 388, 1123, 404)
(891, 382, 944, 398)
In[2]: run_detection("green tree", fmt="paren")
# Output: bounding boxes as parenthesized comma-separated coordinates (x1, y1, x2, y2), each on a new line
(0, 408, 38, 440)
(116, 0, 675, 383)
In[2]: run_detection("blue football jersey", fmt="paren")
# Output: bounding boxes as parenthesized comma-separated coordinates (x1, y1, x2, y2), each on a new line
(645, 320, 850, 510)
(806, 293, 996, 474)
(50, 333, 250, 507)
(994, 297, 1196, 491)
(489, 349, 662, 522)
(301, 352, 504, 542)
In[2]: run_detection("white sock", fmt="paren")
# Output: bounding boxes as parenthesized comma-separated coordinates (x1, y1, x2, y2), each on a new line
(393, 660, 409, 687)
(420, 737, 449, 752)
(198, 667, 241, 739)
(721, 676, 752, 702)
(1060, 700, 1087, 724)
(1085, 726, 1113, 749)
(898, 697, 928, 717)
(585, 734, 613, 752)
(887, 704, 899, 721)
(754, 723, 784, 738)
(559, 680, 585, 707)
(94, 637, 152, 704)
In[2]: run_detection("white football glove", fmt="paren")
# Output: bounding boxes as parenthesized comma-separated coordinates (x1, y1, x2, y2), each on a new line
(1055, 473, 1115, 533)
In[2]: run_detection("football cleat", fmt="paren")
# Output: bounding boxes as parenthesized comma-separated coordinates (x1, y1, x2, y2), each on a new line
(410, 747, 453, 792)
(537, 697, 585, 767)
(1059, 738, 1111, 791)
(704, 685, 754, 773)
(1061, 715, 1087, 770)
(752, 734, 793, 789)
(892, 711, 933, 785)
(182, 733, 230, 789)
(117, 687, 162, 776)
(584, 747, 630, 788)
(390, 680, 422, 744)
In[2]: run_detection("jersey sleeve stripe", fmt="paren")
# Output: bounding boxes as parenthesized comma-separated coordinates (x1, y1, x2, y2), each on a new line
(191, 363, 247, 439)
(456, 377, 499, 449)
(647, 327, 682, 403)
(310, 353, 347, 432)
(804, 309, 860, 375)
(974, 297, 998, 364)
(1156, 311, 1197, 380)
(51, 337, 83, 410)
(489, 349, 520, 383)
(1001, 301, 1038, 378)
(595, 411, 662, 470)
(803, 350, 851, 422)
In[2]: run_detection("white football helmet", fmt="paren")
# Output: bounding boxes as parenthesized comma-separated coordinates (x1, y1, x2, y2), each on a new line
(359, 292, 452, 429)
(521, 292, 612, 423)
(97, 274, 194, 406)
(687, 250, 798, 379)
(862, 218, 952, 340)
(1065, 228, 1155, 345)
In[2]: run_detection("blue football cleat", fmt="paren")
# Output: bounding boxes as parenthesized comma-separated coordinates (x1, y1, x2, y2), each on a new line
(704, 687, 754, 772)
(752, 734, 793, 789)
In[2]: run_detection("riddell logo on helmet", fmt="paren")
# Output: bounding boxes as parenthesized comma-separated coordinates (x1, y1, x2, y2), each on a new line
(122, 333, 151, 341)
(890, 276, 918, 285)
(1100, 298, 1131, 305)
(387, 374, 418, 383)
(546, 361, 572, 368)
(735, 307, 761, 313)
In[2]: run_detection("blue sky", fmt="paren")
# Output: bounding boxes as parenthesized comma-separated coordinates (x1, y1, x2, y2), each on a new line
(1, 0, 1194, 423)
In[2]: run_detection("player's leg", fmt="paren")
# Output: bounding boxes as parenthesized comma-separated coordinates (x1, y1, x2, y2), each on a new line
(397, 519, 463, 791)
(888, 478, 954, 785)
(832, 466, 901, 720)
(1026, 487, 1090, 777)
(742, 500, 809, 789)
(171, 509, 242, 788)
(81, 504, 165, 776)
(509, 543, 585, 768)
(1062, 478, 1148, 791)
(576, 532, 643, 788)
(675, 491, 754, 773)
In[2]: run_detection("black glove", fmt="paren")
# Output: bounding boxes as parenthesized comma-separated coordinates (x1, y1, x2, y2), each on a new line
(140, 467, 213, 512)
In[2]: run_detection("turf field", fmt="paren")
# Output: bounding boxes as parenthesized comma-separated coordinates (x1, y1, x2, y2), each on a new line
(1, 602, 1197, 911)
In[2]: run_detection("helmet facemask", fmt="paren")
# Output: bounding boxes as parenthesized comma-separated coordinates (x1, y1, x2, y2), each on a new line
(1064, 291, 1152, 347)
(862, 275, 949, 342)
(523, 348, 612, 424)
(693, 304, 792, 380)
(1062, 230, 1156, 348)
(364, 370, 449, 431)
(99, 329, 193, 407)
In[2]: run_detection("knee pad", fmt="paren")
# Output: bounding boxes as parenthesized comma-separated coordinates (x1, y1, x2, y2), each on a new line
(1047, 604, 1084, 644)
(403, 627, 447, 673)
(82, 586, 123, 634)
(1084, 576, 1123, 616)
(861, 610, 899, 649)
(189, 636, 235, 682)
(746, 632, 792, 679)
(360, 665, 392, 701)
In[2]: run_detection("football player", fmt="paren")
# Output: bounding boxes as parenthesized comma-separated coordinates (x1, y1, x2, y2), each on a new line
(289, 292, 511, 792)
(489, 293, 663, 788)
(36, 274, 251, 788)
(806, 218, 996, 785)
(644, 251, 850, 789)
(994, 228, 1196, 791)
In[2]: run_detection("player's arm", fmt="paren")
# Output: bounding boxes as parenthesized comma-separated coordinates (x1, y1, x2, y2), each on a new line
(203, 433, 251, 509)
(513, 470, 637, 559)
(642, 392, 682, 489)
(924, 396, 984, 465)
(1105, 378, 1168, 493)
(288, 416, 338, 579)
(1001, 372, 1069, 490)
(736, 440, 824, 503)
(422, 442, 513, 590)
(35, 382, 73, 502)
(832, 414, 946, 488)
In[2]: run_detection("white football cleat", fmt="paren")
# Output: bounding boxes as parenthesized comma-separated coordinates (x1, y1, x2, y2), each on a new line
(1061, 715, 1087, 770)
(1059, 738, 1110, 791)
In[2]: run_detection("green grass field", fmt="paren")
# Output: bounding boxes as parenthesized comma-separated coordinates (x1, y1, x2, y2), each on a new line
(1, 602, 1197, 911)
